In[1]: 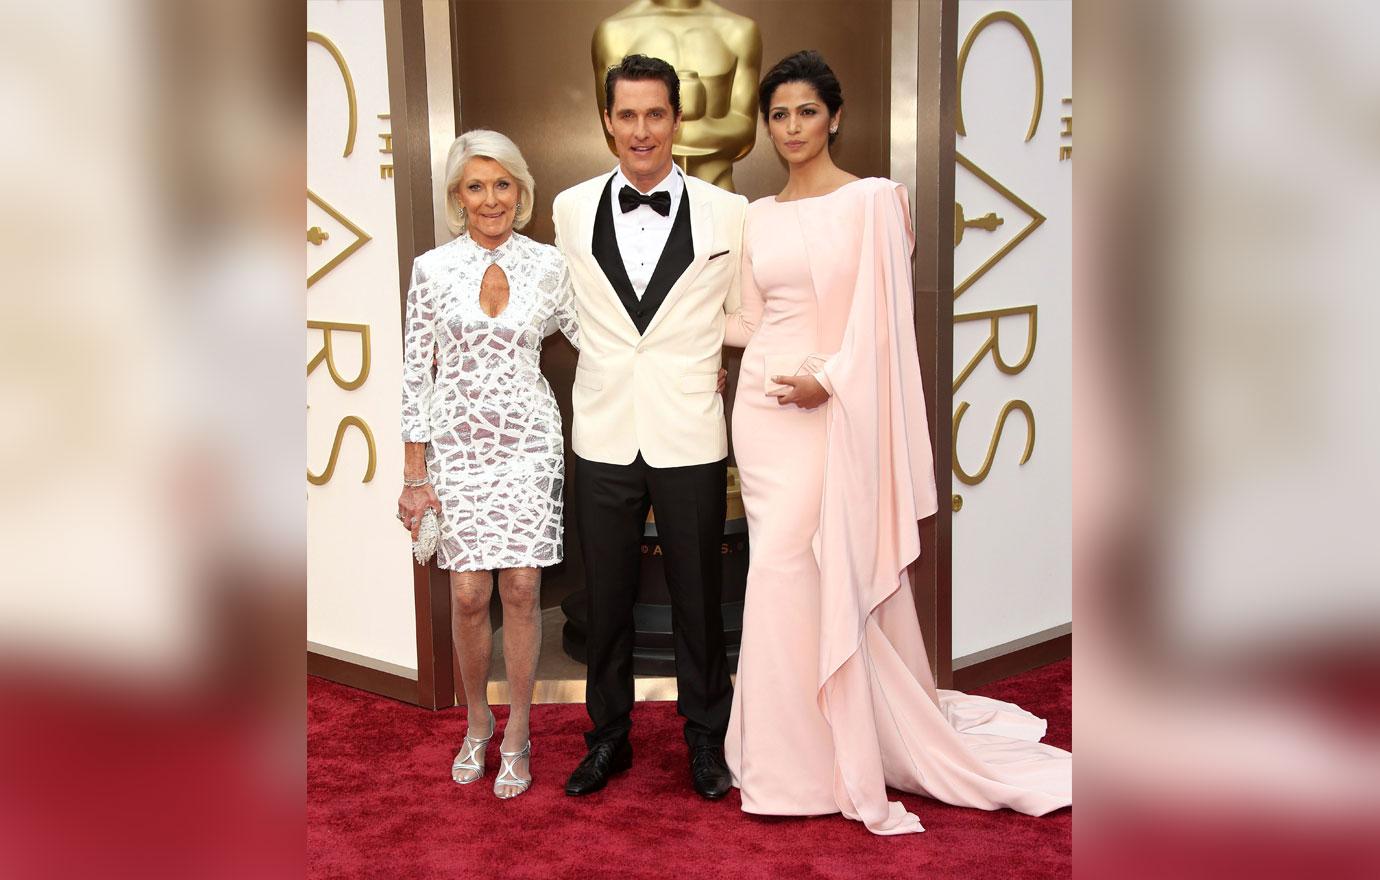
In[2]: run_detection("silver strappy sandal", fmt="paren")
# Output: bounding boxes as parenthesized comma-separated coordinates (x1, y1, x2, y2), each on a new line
(451, 709, 495, 784)
(493, 740, 531, 799)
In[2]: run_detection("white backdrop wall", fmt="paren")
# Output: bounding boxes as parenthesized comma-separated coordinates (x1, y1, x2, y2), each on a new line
(307, 0, 417, 672)
(951, 0, 1072, 658)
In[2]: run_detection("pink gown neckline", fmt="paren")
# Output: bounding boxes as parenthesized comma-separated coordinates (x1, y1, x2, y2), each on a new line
(770, 176, 875, 204)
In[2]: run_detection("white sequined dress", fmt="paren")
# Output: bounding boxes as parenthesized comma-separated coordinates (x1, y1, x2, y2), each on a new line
(401, 232, 580, 572)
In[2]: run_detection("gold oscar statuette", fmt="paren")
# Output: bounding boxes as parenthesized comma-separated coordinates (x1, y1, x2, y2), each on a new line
(593, 0, 762, 193)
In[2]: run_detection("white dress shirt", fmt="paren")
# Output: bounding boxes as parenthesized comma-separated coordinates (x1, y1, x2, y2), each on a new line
(609, 165, 685, 299)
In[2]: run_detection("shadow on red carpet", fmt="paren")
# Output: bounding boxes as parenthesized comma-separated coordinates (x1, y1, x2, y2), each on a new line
(308, 660, 1071, 879)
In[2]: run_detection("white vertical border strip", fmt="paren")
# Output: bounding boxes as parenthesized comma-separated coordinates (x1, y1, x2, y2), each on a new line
(422, 0, 456, 246)
(890, 1, 919, 205)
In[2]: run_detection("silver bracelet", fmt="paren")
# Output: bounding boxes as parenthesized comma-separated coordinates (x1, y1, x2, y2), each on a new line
(402, 475, 430, 488)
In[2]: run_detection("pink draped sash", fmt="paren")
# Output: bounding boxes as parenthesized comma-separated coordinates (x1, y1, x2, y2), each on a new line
(798, 180, 1070, 834)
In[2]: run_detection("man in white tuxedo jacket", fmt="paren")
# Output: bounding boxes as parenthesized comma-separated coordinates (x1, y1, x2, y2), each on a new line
(554, 55, 745, 800)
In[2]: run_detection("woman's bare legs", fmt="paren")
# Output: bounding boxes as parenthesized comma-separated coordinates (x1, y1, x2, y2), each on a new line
(451, 569, 495, 782)
(494, 566, 541, 796)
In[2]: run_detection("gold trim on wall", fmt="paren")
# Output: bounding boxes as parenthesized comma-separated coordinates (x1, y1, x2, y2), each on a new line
(888, 0, 919, 198)
(308, 31, 359, 157)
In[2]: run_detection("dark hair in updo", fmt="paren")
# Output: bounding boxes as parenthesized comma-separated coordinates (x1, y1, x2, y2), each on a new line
(758, 50, 844, 144)
(605, 53, 681, 116)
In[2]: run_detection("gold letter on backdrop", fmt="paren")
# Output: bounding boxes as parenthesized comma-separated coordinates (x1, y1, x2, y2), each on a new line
(955, 11, 1044, 142)
(951, 11, 1052, 497)
(952, 400, 1035, 486)
(308, 416, 377, 485)
(307, 321, 372, 390)
(307, 31, 358, 157)
(953, 153, 1046, 301)
(306, 190, 372, 288)
(953, 304, 1038, 392)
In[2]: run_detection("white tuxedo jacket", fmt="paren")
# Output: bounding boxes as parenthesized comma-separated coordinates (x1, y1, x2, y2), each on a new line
(553, 171, 747, 468)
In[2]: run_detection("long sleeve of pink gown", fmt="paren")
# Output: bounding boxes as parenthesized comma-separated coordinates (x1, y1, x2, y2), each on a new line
(723, 244, 761, 349)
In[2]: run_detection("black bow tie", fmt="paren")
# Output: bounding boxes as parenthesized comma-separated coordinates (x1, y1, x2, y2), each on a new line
(619, 185, 672, 216)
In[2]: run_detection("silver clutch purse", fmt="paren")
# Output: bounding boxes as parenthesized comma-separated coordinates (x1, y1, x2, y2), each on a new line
(412, 508, 441, 565)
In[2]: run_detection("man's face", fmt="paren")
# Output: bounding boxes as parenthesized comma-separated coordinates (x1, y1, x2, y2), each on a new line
(604, 77, 680, 189)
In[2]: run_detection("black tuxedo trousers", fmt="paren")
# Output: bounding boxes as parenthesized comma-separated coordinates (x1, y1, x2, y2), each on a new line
(575, 453, 732, 749)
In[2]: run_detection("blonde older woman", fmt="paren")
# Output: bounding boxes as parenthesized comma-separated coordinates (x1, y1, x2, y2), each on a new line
(398, 129, 578, 799)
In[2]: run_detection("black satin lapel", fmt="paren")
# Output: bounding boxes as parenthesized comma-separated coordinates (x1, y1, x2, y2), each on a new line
(637, 192, 694, 330)
(590, 176, 640, 320)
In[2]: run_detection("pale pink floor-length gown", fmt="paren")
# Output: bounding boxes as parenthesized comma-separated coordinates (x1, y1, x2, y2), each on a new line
(723, 178, 1072, 835)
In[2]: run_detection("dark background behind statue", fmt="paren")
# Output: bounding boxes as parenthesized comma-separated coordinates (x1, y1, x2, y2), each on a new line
(451, 0, 893, 614)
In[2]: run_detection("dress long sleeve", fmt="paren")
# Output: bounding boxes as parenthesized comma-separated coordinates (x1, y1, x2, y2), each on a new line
(723, 242, 761, 349)
(546, 261, 581, 350)
(400, 259, 436, 443)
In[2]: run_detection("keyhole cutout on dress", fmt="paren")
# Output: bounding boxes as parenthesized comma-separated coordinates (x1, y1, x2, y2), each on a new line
(479, 263, 510, 318)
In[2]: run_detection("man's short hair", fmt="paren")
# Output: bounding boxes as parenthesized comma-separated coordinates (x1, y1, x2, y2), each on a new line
(604, 54, 681, 116)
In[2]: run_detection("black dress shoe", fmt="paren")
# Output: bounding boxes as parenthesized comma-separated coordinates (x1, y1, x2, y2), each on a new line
(564, 740, 632, 796)
(689, 745, 732, 800)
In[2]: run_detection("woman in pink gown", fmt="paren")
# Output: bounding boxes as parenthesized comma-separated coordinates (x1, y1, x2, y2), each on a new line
(723, 51, 1072, 835)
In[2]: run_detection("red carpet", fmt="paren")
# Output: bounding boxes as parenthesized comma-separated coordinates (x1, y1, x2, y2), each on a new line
(308, 660, 1070, 879)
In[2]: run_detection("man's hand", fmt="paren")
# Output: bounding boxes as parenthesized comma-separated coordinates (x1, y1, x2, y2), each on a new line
(717, 367, 728, 394)
(770, 374, 829, 409)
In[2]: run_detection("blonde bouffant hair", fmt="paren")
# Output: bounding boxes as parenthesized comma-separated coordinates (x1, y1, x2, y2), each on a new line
(441, 129, 535, 236)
